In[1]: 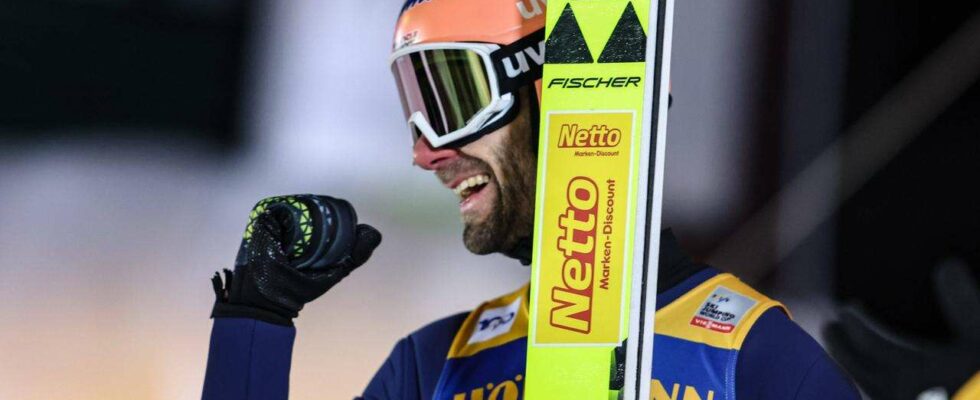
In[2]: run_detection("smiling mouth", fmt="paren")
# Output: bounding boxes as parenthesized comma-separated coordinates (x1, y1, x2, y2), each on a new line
(452, 174, 490, 202)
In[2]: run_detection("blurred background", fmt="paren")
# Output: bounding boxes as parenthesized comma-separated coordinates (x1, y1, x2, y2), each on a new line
(1, 0, 977, 399)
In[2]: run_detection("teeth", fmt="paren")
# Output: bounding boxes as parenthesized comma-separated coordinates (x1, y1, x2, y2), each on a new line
(453, 174, 490, 197)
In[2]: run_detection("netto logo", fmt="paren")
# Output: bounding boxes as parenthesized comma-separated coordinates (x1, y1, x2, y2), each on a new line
(551, 177, 598, 334)
(558, 124, 622, 148)
(453, 374, 523, 400)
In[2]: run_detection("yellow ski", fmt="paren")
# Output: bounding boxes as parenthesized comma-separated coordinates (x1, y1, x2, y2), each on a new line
(526, 0, 675, 398)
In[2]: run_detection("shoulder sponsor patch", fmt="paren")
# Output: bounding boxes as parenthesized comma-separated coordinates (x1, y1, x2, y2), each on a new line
(690, 286, 757, 334)
(468, 297, 522, 345)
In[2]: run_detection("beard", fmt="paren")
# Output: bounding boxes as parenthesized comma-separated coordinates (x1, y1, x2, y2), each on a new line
(458, 100, 537, 256)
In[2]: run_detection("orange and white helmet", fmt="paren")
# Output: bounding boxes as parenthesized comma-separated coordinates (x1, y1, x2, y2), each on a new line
(389, 0, 546, 148)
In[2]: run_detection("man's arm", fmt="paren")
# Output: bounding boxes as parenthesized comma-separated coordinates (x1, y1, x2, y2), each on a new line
(360, 312, 467, 400)
(201, 195, 381, 400)
(359, 337, 418, 400)
(736, 308, 860, 399)
(202, 318, 296, 400)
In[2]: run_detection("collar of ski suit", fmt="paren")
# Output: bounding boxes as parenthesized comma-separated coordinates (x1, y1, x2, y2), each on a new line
(431, 229, 788, 400)
(440, 229, 704, 362)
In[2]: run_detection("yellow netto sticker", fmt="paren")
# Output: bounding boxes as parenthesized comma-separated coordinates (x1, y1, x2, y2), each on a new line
(527, 0, 657, 397)
(534, 111, 635, 345)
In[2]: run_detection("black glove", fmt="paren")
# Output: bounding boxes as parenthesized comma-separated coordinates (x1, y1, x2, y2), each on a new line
(824, 259, 980, 399)
(210, 195, 382, 327)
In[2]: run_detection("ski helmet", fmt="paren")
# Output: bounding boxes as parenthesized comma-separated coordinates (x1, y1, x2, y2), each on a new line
(390, 0, 547, 148)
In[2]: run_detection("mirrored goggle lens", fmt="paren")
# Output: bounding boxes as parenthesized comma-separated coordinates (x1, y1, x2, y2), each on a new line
(391, 48, 493, 141)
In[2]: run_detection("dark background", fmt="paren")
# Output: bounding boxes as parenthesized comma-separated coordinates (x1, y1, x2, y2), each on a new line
(0, 1, 253, 148)
(837, 0, 980, 339)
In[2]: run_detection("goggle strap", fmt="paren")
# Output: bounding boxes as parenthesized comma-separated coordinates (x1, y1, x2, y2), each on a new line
(489, 29, 546, 95)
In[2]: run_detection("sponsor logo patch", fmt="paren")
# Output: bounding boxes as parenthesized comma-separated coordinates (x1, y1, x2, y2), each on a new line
(557, 123, 622, 149)
(394, 30, 420, 50)
(690, 286, 757, 334)
(551, 111, 631, 158)
(500, 40, 546, 79)
(534, 111, 633, 345)
(468, 297, 522, 345)
(547, 76, 642, 90)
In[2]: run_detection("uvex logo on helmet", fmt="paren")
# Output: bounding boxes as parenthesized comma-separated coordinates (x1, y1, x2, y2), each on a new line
(500, 39, 545, 79)
(516, 0, 546, 20)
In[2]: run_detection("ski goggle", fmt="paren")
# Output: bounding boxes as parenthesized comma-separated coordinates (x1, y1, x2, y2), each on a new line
(389, 31, 544, 148)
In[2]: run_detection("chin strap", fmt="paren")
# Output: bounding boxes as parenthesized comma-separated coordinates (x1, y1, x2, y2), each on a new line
(503, 236, 534, 266)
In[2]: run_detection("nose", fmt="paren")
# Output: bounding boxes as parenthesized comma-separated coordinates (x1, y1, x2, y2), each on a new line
(412, 136, 459, 170)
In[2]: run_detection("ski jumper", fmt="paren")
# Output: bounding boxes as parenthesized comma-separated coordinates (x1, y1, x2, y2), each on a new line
(202, 232, 859, 399)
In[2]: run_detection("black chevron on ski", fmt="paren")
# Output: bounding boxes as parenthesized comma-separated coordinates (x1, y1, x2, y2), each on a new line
(545, 3, 594, 64)
(598, 2, 647, 63)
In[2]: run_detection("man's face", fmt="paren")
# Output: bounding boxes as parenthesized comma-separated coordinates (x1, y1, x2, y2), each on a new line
(412, 93, 537, 255)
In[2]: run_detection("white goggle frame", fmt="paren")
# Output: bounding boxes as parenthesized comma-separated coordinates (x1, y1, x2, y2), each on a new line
(389, 42, 515, 148)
